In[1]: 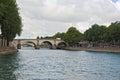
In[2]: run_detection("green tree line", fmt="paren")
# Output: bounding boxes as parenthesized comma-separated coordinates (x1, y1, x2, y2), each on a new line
(0, 0, 22, 46)
(52, 27, 83, 44)
(52, 21, 120, 45)
(84, 21, 120, 43)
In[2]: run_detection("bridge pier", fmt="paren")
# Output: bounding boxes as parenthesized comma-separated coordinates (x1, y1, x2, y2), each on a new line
(35, 38, 40, 49)
(51, 46, 56, 49)
(17, 43, 21, 49)
(17, 40, 21, 49)
(35, 44, 40, 49)
(51, 44, 57, 49)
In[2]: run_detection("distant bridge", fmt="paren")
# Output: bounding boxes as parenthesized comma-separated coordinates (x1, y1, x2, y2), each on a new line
(12, 39, 67, 49)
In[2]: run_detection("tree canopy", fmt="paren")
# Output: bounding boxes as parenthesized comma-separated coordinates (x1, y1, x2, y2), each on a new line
(0, 0, 22, 45)
(84, 24, 107, 42)
(63, 27, 83, 43)
(51, 21, 120, 45)
(52, 32, 65, 39)
(51, 27, 83, 43)
(84, 21, 120, 43)
(108, 21, 120, 42)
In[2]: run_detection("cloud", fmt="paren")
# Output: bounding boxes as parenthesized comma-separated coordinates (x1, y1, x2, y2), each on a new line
(16, 0, 120, 39)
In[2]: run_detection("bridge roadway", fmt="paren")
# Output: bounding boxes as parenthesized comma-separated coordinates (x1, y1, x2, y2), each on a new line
(12, 39, 67, 49)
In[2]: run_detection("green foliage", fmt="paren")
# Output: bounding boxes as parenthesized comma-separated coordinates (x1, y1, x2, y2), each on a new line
(36, 36, 39, 39)
(84, 24, 107, 42)
(52, 32, 65, 39)
(84, 21, 120, 43)
(43, 36, 52, 39)
(108, 21, 120, 42)
(51, 21, 120, 44)
(63, 27, 83, 43)
(0, 0, 22, 45)
(0, 3, 4, 19)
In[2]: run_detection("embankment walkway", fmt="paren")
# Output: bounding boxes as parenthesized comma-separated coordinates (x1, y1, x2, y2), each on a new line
(0, 47, 18, 55)
(65, 47, 120, 53)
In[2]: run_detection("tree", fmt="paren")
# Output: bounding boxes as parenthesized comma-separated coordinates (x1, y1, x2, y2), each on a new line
(108, 21, 120, 42)
(52, 32, 65, 39)
(63, 27, 83, 43)
(0, 3, 4, 20)
(0, 0, 22, 46)
(36, 36, 39, 39)
(84, 24, 107, 42)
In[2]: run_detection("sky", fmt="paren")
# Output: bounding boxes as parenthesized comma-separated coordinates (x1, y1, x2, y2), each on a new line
(16, 0, 120, 39)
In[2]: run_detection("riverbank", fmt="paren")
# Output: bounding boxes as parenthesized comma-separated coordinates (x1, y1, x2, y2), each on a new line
(65, 47, 120, 53)
(0, 47, 18, 55)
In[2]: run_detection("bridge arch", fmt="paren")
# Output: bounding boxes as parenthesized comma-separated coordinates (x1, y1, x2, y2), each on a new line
(26, 41, 36, 46)
(22, 43, 34, 47)
(57, 42, 67, 49)
(41, 41, 53, 48)
(18, 41, 37, 49)
(12, 39, 66, 49)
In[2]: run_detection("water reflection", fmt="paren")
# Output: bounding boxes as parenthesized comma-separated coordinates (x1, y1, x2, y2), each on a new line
(0, 53, 19, 80)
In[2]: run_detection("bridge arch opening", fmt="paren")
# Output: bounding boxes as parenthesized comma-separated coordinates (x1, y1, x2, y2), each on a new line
(57, 42, 67, 49)
(19, 41, 37, 49)
(41, 41, 52, 48)
(22, 43, 33, 47)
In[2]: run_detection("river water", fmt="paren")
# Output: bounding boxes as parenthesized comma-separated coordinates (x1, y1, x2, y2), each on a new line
(0, 47, 120, 80)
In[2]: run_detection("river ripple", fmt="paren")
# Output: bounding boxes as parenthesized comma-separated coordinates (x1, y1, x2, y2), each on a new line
(0, 48, 120, 80)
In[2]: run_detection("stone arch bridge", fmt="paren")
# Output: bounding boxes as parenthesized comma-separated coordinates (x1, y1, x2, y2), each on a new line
(12, 39, 67, 49)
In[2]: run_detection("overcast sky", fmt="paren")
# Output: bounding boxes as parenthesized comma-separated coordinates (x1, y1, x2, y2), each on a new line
(16, 0, 120, 39)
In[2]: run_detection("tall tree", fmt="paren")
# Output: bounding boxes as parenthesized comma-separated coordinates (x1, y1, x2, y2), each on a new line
(63, 27, 83, 43)
(84, 24, 107, 42)
(108, 21, 120, 42)
(0, 0, 22, 45)
(0, 3, 4, 19)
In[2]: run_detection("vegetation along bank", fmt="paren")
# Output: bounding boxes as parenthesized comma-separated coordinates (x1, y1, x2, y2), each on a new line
(0, 0, 22, 55)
